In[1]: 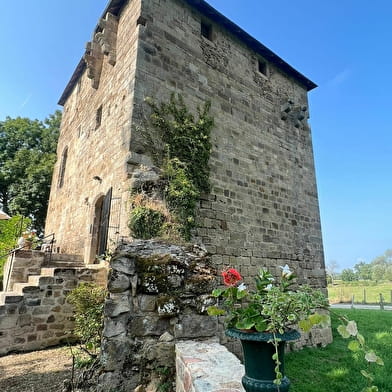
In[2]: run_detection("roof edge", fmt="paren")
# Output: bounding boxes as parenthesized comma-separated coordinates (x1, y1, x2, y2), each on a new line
(58, 0, 317, 106)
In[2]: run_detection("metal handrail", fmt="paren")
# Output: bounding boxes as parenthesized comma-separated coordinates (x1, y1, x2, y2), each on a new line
(2, 233, 55, 292)
(0, 233, 56, 260)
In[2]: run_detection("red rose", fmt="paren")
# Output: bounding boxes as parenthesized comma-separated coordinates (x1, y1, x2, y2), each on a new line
(222, 268, 242, 286)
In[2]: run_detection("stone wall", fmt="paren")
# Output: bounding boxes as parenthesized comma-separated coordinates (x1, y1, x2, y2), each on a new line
(0, 265, 107, 356)
(45, 0, 144, 260)
(133, 0, 326, 290)
(97, 240, 219, 392)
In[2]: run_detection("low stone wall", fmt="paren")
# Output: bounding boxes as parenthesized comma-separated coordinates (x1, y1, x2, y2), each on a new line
(98, 240, 219, 392)
(2, 250, 45, 291)
(0, 266, 107, 355)
(176, 340, 245, 392)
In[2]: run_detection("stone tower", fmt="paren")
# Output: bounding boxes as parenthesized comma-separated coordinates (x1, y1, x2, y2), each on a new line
(45, 0, 326, 288)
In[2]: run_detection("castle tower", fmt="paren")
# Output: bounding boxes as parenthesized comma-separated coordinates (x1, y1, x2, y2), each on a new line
(45, 0, 326, 288)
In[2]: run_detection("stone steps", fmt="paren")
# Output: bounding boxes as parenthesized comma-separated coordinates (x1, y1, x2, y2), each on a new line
(44, 261, 85, 268)
(44, 253, 83, 263)
(0, 291, 23, 305)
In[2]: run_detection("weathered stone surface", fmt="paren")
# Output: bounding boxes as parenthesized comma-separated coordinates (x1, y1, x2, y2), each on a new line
(129, 315, 170, 337)
(103, 313, 129, 338)
(100, 240, 224, 391)
(104, 293, 132, 317)
(108, 271, 130, 293)
(101, 336, 131, 371)
(110, 255, 136, 275)
(174, 315, 218, 338)
(144, 341, 175, 366)
(139, 295, 157, 312)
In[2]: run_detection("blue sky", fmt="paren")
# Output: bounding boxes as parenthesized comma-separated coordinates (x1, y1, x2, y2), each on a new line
(1, 1, 391, 271)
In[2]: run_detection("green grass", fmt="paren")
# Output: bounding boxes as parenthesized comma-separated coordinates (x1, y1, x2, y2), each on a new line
(286, 309, 392, 392)
(328, 282, 392, 304)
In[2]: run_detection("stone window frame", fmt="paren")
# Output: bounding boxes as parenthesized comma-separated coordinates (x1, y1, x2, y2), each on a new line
(57, 146, 68, 189)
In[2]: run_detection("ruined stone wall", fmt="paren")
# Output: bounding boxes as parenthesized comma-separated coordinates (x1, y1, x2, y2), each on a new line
(45, 0, 143, 259)
(131, 0, 326, 288)
(98, 240, 218, 392)
(0, 266, 107, 356)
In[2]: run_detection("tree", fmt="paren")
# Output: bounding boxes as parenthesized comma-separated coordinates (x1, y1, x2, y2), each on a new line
(0, 111, 61, 231)
(326, 260, 339, 284)
(340, 268, 357, 282)
(354, 261, 372, 280)
(0, 215, 31, 285)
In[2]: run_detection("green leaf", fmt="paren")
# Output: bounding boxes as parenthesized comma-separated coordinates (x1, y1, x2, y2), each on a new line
(236, 289, 247, 299)
(360, 370, 374, 381)
(255, 320, 267, 332)
(207, 306, 225, 316)
(298, 318, 313, 332)
(319, 314, 331, 328)
(348, 340, 360, 352)
(376, 356, 384, 366)
(365, 351, 378, 363)
(235, 319, 255, 330)
(337, 324, 351, 339)
(212, 289, 223, 297)
(309, 313, 323, 325)
(346, 320, 358, 336)
(357, 333, 365, 346)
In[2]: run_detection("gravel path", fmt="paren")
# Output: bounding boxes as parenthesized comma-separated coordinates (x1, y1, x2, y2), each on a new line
(0, 346, 74, 392)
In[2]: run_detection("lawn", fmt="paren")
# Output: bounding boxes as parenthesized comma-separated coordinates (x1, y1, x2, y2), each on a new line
(285, 309, 392, 392)
(328, 282, 392, 304)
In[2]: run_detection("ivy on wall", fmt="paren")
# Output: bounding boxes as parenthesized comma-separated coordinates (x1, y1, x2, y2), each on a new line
(129, 94, 214, 241)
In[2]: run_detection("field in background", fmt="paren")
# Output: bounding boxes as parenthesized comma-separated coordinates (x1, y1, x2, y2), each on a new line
(328, 281, 392, 304)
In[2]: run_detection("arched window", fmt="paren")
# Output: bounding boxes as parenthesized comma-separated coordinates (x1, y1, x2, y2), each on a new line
(58, 146, 68, 188)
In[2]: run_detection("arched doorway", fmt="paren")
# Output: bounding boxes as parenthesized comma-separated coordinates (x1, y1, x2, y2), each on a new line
(88, 188, 112, 263)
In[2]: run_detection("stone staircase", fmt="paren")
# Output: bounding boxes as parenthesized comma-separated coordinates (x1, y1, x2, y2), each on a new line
(43, 253, 85, 268)
(0, 251, 108, 355)
(0, 252, 84, 305)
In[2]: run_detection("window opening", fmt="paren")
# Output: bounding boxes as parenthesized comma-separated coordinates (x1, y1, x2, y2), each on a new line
(58, 147, 68, 188)
(201, 21, 212, 41)
(96, 105, 103, 129)
(258, 59, 268, 76)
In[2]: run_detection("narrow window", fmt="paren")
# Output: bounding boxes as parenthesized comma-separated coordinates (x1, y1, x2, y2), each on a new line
(76, 79, 82, 95)
(201, 21, 212, 41)
(258, 59, 268, 76)
(58, 147, 68, 188)
(95, 105, 103, 129)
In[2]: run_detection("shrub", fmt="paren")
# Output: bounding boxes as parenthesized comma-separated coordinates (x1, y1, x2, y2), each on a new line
(129, 206, 166, 239)
(67, 282, 106, 356)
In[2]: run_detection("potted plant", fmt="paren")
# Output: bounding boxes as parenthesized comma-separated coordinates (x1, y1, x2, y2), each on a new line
(208, 266, 383, 392)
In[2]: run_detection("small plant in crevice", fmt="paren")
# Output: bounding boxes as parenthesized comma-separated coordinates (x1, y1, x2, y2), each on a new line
(128, 192, 169, 240)
(154, 366, 175, 392)
(132, 94, 214, 241)
(129, 206, 166, 239)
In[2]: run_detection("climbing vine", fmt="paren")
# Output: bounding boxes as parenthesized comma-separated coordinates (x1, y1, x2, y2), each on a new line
(129, 94, 214, 241)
